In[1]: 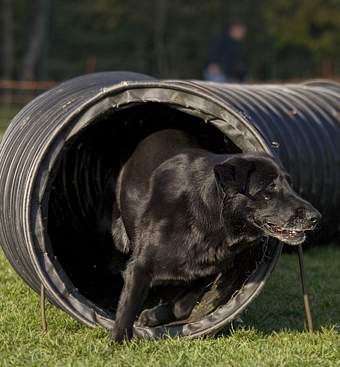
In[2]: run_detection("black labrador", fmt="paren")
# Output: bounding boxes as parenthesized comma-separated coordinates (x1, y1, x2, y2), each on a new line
(98, 129, 321, 342)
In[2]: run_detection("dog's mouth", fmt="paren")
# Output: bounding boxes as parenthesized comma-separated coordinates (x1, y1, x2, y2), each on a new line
(261, 222, 306, 245)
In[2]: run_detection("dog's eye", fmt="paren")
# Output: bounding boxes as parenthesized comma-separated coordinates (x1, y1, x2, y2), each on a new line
(263, 193, 272, 201)
(268, 183, 278, 191)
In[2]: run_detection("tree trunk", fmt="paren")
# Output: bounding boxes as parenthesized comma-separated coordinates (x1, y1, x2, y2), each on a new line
(2, 0, 14, 80)
(153, 0, 169, 77)
(21, 0, 51, 80)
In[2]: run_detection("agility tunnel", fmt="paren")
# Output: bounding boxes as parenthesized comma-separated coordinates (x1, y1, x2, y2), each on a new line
(0, 72, 339, 338)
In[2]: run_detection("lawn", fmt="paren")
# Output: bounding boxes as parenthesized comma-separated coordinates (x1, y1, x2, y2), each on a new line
(0, 105, 21, 136)
(0, 245, 339, 367)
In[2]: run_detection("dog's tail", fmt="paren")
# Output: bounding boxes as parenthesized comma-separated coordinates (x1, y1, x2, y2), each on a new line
(97, 173, 131, 253)
(111, 215, 130, 253)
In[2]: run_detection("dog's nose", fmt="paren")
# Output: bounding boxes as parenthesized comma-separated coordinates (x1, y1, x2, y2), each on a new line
(309, 216, 319, 225)
(296, 206, 321, 227)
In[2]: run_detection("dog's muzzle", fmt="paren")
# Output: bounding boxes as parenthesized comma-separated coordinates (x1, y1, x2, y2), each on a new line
(262, 210, 321, 245)
(263, 222, 307, 245)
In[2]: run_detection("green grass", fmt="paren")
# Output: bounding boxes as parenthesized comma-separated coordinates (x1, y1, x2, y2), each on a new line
(0, 245, 339, 367)
(0, 105, 22, 137)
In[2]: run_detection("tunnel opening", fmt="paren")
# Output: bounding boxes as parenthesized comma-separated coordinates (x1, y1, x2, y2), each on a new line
(47, 101, 266, 325)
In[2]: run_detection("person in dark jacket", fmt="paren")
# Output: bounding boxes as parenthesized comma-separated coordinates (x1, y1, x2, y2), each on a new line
(204, 21, 248, 83)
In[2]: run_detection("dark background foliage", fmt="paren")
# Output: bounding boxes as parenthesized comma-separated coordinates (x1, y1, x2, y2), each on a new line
(1, 0, 340, 81)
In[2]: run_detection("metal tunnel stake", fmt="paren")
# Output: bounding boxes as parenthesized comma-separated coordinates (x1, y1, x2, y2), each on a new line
(297, 245, 314, 334)
(40, 284, 48, 334)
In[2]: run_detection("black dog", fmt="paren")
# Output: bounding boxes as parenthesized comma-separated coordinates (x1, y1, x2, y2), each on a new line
(99, 129, 320, 342)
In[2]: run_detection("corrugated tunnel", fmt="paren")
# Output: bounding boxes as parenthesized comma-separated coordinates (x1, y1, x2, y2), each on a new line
(0, 72, 339, 338)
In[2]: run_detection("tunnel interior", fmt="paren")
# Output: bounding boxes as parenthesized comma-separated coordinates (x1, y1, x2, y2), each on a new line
(47, 102, 266, 324)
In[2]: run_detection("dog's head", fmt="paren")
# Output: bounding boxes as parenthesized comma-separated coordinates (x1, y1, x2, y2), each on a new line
(214, 154, 321, 245)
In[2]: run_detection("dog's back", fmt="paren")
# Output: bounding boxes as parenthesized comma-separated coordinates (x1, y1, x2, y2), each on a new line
(118, 129, 200, 197)
(100, 129, 206, 253)
(115, 129, 209, 245)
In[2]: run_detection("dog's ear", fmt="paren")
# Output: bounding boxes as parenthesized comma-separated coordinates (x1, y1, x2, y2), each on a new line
(214, 157, 256, 195)
(214, 163, 235, 192)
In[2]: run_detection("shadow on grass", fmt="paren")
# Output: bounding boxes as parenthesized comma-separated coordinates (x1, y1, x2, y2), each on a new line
(220, 243, 340, 336)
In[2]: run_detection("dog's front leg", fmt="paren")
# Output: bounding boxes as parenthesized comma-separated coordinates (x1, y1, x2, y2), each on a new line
(112, 260, 151, 343)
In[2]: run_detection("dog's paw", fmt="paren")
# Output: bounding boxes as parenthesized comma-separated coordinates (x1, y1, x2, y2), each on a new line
(138, 304, 174, 327)
(138, 309, 160, 327)
(111, 325, 133, 343)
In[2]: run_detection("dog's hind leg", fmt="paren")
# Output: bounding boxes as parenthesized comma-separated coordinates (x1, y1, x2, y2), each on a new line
(172, 284, 206, 321)
(138, 280, 207, 327)
(112, 259, 151, 342)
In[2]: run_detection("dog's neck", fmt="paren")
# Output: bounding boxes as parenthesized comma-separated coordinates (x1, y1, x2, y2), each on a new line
(191, 166, 263, 249)
(214, 182, 263, 248)
(222, 215, 263, 248)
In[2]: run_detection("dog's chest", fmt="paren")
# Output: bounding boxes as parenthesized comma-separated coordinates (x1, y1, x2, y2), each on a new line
(193, 240, 232, 265)
(152, 238, 233, 283)
(178, 239, 234, 279)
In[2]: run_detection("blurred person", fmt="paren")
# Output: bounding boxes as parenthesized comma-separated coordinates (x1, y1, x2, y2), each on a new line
(204, 21, 248, 83)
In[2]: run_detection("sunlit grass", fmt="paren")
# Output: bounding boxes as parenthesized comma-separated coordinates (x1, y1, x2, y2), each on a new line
(0, 245, 339, 367)
(0, 105, 21, 137)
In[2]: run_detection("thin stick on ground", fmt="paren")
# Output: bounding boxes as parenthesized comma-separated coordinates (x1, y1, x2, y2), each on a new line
(297, 244, 313, 334)
(40, 283, 48, 333)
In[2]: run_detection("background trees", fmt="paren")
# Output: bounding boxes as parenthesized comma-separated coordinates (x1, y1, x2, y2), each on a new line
(1, 0, 339, 81)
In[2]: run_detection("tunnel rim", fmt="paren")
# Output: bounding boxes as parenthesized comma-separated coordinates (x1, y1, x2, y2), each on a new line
(27, 79, 283, 338)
